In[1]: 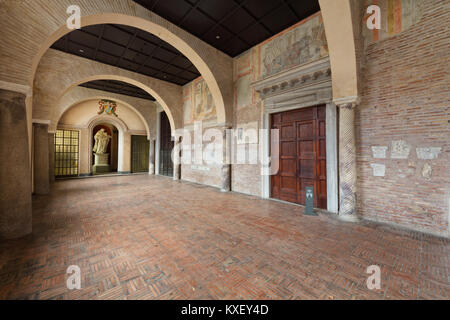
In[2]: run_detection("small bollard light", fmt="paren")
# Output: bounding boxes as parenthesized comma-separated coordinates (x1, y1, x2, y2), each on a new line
(304, 187, 318, 216)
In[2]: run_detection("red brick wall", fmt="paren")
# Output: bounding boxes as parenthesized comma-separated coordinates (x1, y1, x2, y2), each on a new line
(356, 0, 449, 236)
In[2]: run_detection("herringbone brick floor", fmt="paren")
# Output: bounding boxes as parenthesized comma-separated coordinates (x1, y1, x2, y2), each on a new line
(0, 175, 448, 300)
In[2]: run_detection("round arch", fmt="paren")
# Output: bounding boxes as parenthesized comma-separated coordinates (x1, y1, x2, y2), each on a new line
(31, 13, 231, 125)
(318, 0, 359, 101)
(53, 74, 176, 133)
(55, 95, 152, 140)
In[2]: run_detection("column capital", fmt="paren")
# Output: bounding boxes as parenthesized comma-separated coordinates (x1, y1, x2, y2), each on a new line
(334, 95, 360, 108)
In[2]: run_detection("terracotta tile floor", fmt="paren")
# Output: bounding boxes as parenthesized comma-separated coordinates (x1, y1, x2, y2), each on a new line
(0, 175, 449, 300)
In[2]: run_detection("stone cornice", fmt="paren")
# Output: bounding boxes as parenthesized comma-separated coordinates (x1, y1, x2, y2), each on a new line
(32, 119, 51, 124)
(252, 57, 331, 100)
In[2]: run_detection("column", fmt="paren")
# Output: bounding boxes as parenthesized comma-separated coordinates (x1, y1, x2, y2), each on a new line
(338, 103, 359, 221)
(173, 135, 181, 181)
(220, 127, 231, 192)
(34, 123, 50, 195)
(48, 132, 55, 183)
(148, 139, 155, 175)
(0, 89, 32, 239)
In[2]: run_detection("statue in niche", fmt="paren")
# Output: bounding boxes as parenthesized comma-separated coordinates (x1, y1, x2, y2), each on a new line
(93, 129, 111, 155)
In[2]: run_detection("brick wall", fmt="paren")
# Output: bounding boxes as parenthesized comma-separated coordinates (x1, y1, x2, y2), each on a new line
(356, 0, 449, 236)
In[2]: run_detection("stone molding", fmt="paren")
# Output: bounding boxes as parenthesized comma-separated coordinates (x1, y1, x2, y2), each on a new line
(0, 80, 32, 97)
(252, 57, 332, 110)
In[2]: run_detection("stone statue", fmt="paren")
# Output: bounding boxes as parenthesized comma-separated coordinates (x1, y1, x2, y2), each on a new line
(93, 128, 111, 154)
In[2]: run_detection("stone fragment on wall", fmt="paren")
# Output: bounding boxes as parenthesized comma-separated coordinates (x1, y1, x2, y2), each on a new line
(371, 146, 388, 158)
(370, 163, 386, 177)
(416, 147, 441, 160)
(390, 140, 411, 159)
(422, 163, 432, 179)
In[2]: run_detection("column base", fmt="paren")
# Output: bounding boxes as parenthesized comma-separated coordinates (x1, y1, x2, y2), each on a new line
(220, 164, 231, 192)
(338, 213, 361, 223)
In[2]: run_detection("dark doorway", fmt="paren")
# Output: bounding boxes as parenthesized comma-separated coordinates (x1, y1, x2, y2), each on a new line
(131, 135, 149, 173)
(271, 105, 327, 209)
(159, 112, 174, 177)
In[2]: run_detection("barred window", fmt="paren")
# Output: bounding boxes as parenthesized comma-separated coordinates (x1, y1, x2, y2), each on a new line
(54, 129, 79, 177)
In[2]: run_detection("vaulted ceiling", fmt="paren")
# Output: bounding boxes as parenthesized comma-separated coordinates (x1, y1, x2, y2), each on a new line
(50, 0, 320, 99)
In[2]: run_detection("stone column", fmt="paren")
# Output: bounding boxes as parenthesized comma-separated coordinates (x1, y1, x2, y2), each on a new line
(148, 139, 155, 175)
(0, 89, 32, 239)
(48, 132, 55, 183)
(221, 127, 231, 192)
(173, 135, 181, 181)
(338, 103, 359, 221)
(34, 123, 50, 195)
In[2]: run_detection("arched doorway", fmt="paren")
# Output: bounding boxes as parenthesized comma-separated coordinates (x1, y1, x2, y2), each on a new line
(92, 123, 118, 175)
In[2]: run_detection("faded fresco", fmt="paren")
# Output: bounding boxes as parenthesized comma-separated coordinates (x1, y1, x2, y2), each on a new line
(233, 12, 328, 111)
(363, 0, 425, 44)
(260, 13, 328, 78)
(183, 78, 217, 125)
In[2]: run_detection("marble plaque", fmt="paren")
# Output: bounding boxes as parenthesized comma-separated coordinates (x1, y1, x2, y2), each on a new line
(371, 146, 388, 159)
(370, 164, 386, 177)
(416, 147, 441, 160)
(391, 140, 411, 159)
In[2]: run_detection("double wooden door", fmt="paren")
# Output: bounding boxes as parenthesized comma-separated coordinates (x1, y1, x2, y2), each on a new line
(131, 135, 149, 173)
(271, 105, 327, 209)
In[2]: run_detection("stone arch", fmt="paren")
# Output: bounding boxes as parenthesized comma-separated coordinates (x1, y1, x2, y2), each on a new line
(318, 0, 359, 101)
(33, 49, 181, 132)
(59, 74, 174, 131)
(55, 94, 151, 141)
(27, 10, 232, 125)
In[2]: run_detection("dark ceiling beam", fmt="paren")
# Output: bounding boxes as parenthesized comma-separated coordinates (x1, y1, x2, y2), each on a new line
(281, 0, 301, 20)
(150, 0, 160, 10)
(115, 29, 140, 68)
(110, 24, 181, 57)
(233, 0, 273, 36)
(68, 32, 194, 81)
(183, 0, 252, 47)
(65, 34, 69, 51)
(200, 0, 249, 38)
(93, 25, 106, 60)
(135, 0, 203, 80)
(178, 0, 203, 26)
(220, 1, 288, 48)
(80, 80, 156, 101)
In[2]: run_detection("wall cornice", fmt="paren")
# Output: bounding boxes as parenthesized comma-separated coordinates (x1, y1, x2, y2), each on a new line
(252, 57, 331, 100)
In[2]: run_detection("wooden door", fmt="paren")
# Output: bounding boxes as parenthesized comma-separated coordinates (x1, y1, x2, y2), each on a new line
(131, 135, 149, 173)
(271, 105, 327, 209)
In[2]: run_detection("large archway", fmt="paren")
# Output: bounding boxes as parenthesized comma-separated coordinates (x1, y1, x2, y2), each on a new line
(318, 0, 360, 101)
(29, 12, 232, 125)
(56, 74, 175, 132)
(33, 49, 181, 132)
(54, 92, 153, 140)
